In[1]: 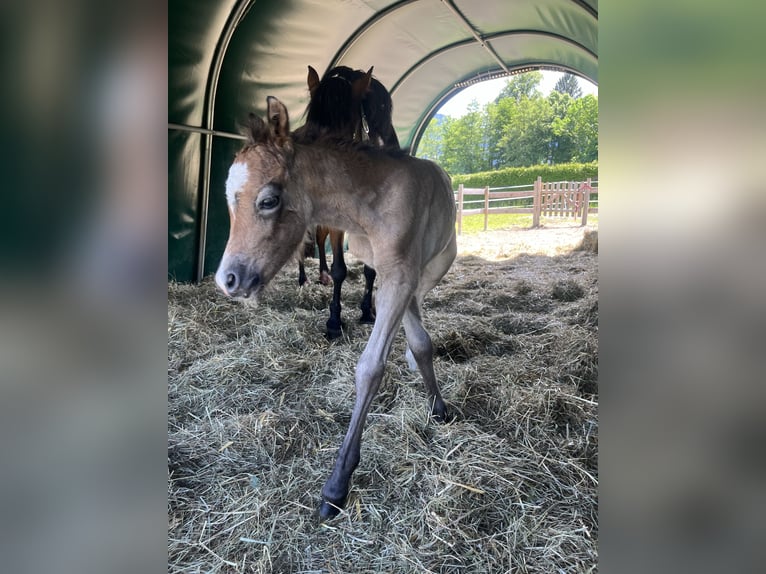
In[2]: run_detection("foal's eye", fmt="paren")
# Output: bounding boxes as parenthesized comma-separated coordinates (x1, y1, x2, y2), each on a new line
(258, 195, 280, 211)
(256, 183, 282, 213)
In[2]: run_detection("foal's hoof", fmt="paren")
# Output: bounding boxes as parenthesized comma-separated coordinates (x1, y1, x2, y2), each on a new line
(430, 399, 453, 424)
(318, 498, 344, 521)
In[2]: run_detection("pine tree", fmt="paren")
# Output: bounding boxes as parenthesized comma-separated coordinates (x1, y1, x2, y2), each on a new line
(553, 73, 582, 99)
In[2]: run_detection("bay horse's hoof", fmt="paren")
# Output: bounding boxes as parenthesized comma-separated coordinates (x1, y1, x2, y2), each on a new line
(318, 498, 344, 521)
(358, 313, 375, 325)
(325, 323, 344, 340)
(318, 271, 332, 286)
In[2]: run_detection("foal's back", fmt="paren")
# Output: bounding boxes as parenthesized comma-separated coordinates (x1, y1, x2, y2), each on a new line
(294, 143, 455, 269)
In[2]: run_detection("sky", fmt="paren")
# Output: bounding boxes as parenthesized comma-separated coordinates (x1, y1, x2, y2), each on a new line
(436, 70, 598, 118)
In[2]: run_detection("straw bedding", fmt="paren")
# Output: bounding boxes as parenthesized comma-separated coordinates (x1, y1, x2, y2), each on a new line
(168, 226, 598, 573)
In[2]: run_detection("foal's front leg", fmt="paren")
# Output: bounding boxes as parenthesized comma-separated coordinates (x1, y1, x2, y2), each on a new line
(319, 282, 411, 519)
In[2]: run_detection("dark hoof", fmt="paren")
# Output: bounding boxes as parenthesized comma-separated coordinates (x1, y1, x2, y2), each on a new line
(325, 324, 345, 340)
(358, 313, 375, 325)
(325, 317, 345, 340)
(318, 498, 344, 521)
(430, 400, 452, 424)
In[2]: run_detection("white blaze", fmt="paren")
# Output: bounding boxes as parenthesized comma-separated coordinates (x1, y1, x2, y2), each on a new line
(225, 162, 249, 208)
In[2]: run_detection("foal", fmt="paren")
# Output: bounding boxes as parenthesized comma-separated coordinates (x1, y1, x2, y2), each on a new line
(216, 98, 456, 519)
(294, 65, 399, 338)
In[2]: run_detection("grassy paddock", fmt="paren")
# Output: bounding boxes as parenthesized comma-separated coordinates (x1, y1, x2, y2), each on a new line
(458, 213, 600, 234)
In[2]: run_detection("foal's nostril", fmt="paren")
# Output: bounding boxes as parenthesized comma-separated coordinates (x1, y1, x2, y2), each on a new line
(225, 272, 238, 290)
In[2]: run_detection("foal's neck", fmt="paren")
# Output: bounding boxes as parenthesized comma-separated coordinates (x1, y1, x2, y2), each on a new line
(291, 143, 378, 234)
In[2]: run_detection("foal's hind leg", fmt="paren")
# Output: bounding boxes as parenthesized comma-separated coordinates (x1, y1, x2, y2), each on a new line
(325, 229, 347, 339)
(402, 299, 449, 422)
(403, 234, 456, 420)
(359, 265, 376, 324)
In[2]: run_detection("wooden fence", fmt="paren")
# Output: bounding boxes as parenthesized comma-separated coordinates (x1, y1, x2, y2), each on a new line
(454, 177, 598, 234)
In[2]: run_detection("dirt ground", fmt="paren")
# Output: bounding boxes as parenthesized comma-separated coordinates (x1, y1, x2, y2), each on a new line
(456, 223, 598, 259)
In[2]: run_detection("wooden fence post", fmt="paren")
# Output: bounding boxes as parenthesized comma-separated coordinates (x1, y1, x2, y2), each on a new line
(581, 177, 592, 227)
(483, 186, 489, 231)
(533, 176, 541, 228)
(457, 183, 464, 235)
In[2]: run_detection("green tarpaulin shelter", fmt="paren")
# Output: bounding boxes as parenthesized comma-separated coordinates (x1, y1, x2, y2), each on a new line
(169, 0, 598, 282)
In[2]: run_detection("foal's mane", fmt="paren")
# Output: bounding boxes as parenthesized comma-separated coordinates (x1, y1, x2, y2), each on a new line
(237, 112, 293, 166)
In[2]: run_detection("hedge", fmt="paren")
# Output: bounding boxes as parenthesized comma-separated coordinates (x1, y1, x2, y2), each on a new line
(450, 161, 598, 190)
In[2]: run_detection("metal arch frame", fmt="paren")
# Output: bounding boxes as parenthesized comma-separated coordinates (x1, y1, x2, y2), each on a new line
(390, 30, 598, 150)
(328, 0, 597, 154)
(329, 0, 420, 65)
(186, 0, 599, 281)
(408, 61, 597, 156)
(330, 0, 597, 67)
(195, 0, 254, 282)
(439, 0, 509, 74)
(388, 29, 598, 96)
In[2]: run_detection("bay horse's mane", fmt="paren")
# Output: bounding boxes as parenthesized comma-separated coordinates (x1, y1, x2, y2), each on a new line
(294, 65, 400, 148)
(300, 72, 359, 142)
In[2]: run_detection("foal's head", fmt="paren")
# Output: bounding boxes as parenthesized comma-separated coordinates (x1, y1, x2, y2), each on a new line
(215, 98, 307, 299)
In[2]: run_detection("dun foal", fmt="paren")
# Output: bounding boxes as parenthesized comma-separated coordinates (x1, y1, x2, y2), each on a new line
(215, 98, 456, 519)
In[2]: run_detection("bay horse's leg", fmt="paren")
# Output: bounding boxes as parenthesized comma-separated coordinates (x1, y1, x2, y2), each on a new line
(325, 229, 347, 339)
(359, 265, 376, 324)
(316, 226, 332, 285)
(298, 261, 307, 287)
(298, 228, 314, 286)
(319, 280, 413, 519)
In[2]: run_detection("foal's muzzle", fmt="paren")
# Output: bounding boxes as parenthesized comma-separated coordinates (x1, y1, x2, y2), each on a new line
(215, 260, 261, 298)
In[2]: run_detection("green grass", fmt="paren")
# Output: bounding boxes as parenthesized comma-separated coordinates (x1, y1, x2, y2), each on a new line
(457, 212, 599, 234)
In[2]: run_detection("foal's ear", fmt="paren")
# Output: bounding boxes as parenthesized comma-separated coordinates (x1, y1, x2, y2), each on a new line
(244, 112, 269, 144)
(307, 65, 320, 95)
(352, 66, 373, 99)
(266, 96, 290, 139)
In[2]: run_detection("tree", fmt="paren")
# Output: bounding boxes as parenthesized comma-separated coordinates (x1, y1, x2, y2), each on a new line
(416, 72, 598, 171)
(552, 94, 598, 162)
(417, 115, 447, 164)
(553, 73, 582, 99)
(546, 90, 575, 164)
(494, 71, 542, 103)
(495, 96, 552, 167)
(440, 101, 489, 174)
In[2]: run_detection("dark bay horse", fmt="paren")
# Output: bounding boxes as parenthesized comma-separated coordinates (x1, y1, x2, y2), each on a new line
(294, 65, 399, 339)
(216, 98, 456, 519)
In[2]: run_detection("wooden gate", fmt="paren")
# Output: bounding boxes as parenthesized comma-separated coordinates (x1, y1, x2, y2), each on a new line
(533, 177, 593, 227)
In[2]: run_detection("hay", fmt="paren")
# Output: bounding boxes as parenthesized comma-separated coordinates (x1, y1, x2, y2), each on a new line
(168, 227, 598, 573)
(577, 229, 599, 254)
